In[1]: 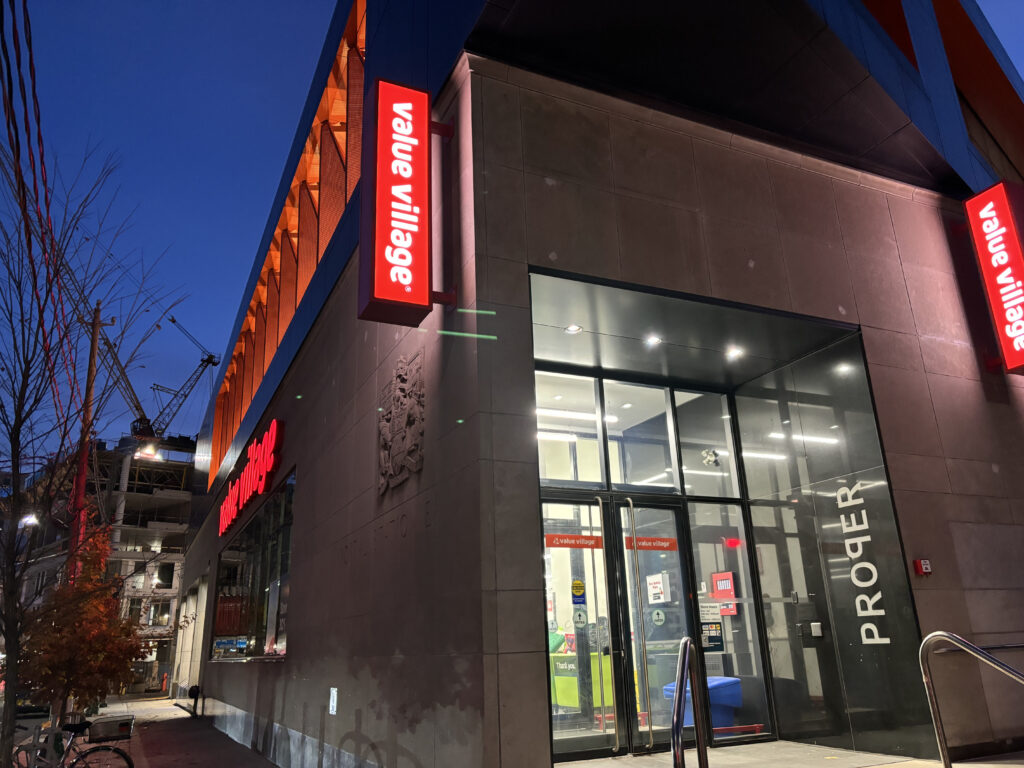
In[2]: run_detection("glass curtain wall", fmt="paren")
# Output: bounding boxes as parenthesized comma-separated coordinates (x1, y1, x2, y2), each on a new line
(537, 371, 773, 756)
(736, 335, 933, 756)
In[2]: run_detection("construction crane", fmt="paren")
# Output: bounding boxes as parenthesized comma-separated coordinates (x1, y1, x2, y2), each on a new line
(56, 242, 218, 442)
(144, 316, 219, 438)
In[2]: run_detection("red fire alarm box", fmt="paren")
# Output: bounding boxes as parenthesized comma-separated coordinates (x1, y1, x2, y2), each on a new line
(913, 559, 932, 576)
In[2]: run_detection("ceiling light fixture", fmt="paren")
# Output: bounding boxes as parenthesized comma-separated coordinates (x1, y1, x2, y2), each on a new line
(564, 324, 583, 335)
(725, 345, 745, 361)
(835, 363, 853, 375)
(644, 334, 663, 347)
(622, 403, 632, 409)
(638, 471, 670, 484)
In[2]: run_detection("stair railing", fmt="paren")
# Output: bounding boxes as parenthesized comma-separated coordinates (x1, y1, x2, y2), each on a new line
(920, 630, 1024, 768)
(671, 636, 710, 768)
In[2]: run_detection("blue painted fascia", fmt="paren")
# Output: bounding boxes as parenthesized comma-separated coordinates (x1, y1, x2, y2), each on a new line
(959, 0, 1024, 106)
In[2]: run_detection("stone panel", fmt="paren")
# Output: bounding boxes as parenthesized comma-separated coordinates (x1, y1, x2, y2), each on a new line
(704, 215, 790, 310)
(520, 89, 611, 186)
(694, 140, 776, 230)
(609, 116, 700, 207)
(616, 195, 709, 295)
(524, 173, 620, 280)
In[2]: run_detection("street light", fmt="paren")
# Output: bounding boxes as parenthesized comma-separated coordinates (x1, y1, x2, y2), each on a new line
(20, 514, 38, 526)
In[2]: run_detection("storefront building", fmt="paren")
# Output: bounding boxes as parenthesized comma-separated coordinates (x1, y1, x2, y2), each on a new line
(177, 1, 1024, 766)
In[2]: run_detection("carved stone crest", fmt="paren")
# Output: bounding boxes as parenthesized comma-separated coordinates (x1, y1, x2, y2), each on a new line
(378, 350, 425, 494)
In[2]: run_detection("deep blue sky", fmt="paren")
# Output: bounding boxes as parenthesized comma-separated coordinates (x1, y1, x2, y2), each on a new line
(32, 1, 335, 439)
(25, 1, 1024, 439)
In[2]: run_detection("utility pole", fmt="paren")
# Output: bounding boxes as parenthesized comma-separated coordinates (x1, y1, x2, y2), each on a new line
(68, 301, 103, 570)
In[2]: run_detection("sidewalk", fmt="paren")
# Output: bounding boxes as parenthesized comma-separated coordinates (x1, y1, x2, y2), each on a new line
(98, 696, 274, 768)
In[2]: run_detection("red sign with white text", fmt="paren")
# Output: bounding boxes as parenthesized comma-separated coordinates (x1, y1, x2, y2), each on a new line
(359, 80, 431, 326)
(625, 536, 679, 551)
(219, 419, 282, 536)
(965, 182, 1024, 373)
(545, 533, 602, 549)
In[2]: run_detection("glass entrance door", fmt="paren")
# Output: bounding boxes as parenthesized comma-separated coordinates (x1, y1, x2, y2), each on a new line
(544, 500, 622, 757)
(618, 501, 692, 753)
(543, 496, 694, 759)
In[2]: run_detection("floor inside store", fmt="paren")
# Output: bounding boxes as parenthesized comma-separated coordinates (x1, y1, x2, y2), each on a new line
(562, 741, 1024, 768)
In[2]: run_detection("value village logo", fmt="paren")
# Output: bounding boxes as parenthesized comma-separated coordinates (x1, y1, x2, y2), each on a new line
(219, 419, 282, 536)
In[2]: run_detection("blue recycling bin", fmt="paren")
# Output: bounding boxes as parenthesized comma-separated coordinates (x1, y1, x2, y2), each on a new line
(662, 676, 742, 728)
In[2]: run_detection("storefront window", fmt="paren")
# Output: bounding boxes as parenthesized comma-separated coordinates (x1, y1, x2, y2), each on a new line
(674, 391, 739, 498)
(687, 502, 772, 742)
(605, 380, 679, 491)
(211, 474, 293, 659)
(535, 372, 606, 488)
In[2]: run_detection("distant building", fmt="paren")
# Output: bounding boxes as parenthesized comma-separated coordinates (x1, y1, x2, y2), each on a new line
(93, 437, 193, 694)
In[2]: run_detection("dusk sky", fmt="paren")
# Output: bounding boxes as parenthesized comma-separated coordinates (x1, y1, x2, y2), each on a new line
(26, 1, 1024, 439)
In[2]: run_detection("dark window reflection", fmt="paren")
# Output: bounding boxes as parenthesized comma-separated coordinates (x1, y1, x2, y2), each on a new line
(212, 474, 294, 659)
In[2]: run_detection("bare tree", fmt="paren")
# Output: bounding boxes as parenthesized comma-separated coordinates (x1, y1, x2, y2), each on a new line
(0, 2, 168, 763)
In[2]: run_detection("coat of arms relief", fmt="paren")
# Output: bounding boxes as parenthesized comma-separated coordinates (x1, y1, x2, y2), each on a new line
(377, 350, 425, 494)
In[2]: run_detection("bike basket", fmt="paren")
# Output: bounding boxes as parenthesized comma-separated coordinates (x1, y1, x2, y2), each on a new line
(87, 715, 135, 743)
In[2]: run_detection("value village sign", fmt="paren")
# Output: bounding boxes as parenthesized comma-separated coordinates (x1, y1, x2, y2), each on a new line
(359, 80, 435, 327)
(966, 181, 1024, 373)
(219, 419, 282, 536)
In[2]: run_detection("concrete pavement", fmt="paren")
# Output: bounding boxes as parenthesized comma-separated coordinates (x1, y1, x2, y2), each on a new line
(93, 696, 275, 768)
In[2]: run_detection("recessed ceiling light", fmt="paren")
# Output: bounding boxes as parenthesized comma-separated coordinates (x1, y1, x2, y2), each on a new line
(782, 419, 790, 424)
(622, 402, 632, 409)
(645, 334, 662, 347)
(835, 362, 853, 375)
(564, 324, 583, 335)
(829, 424, 839, 429)
(553, 395, 563, 401)
(725, 345, 745, 361)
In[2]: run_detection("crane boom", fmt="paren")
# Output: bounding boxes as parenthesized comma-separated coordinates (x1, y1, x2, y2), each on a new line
(150, 354, 218, 437)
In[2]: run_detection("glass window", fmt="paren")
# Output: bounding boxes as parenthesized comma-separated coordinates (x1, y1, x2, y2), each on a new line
(535, 372, 605, 488)
(542, 502, 617, 755)
(147, 599, 173, 627)
(604, 380, 679, 491)
(674, 391, 740, 498)
(212, 474, 293, 659)
(688, 502, 771, 742)
(156, 562, 175, 589)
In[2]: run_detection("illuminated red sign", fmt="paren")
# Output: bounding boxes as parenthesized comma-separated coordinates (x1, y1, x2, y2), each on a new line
(965, 182, 1024, 373)
(358, 80, 432, 326)
(219, 419, 281, 536)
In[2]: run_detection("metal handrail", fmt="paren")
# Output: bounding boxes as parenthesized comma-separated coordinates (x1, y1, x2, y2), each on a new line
(920, 630, 1024, 768)
(671, 637, 710, 768)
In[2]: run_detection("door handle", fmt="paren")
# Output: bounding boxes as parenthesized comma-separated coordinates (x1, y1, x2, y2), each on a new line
(625, 497, 654, 750)
(593, 497, 620, 753)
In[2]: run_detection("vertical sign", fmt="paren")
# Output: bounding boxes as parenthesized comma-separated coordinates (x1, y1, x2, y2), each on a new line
(359, 80, 432, 326)
(965, 181, 1024, 373)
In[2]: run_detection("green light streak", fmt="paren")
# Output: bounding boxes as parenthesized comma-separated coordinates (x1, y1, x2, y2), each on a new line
(436, 330, 498, 340)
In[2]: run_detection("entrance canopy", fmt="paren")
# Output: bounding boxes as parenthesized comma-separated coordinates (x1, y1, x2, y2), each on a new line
(531, 273, 855, 390)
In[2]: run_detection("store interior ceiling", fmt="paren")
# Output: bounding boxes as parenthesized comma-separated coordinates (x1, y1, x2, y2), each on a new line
(530, 273, 855, 390)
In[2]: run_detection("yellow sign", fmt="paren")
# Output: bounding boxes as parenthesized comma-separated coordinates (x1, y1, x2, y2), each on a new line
(571, 579, 585, 597)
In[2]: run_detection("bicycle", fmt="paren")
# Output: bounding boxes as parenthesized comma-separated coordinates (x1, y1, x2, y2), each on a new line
(12, 716, 134, 768)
